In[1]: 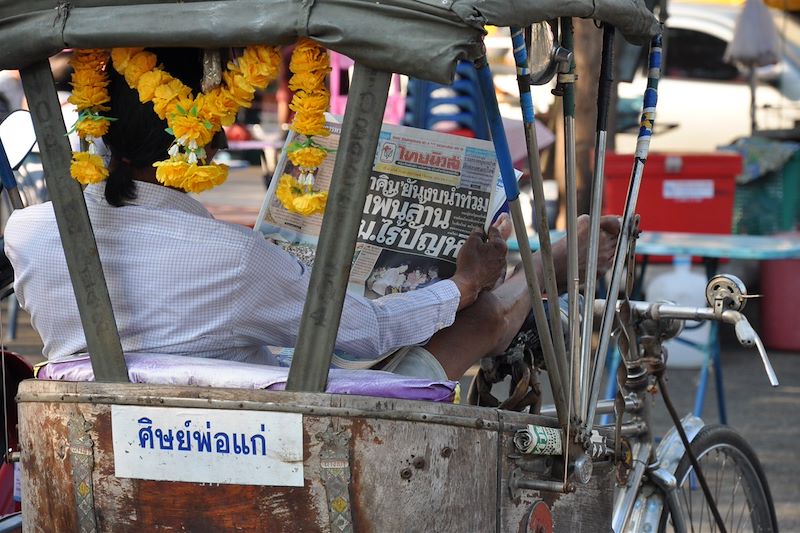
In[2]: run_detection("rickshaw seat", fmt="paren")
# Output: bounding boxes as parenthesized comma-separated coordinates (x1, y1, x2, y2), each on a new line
(36, 353, 457, 403)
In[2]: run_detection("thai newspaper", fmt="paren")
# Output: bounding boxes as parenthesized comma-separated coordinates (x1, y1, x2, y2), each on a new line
(255, 118, 514, 368)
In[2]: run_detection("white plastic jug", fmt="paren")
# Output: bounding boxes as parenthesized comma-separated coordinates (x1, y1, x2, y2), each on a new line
(645, 256, 710, 368)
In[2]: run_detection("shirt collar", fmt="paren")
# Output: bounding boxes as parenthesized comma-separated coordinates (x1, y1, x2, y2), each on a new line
(84, 181, 213, 219)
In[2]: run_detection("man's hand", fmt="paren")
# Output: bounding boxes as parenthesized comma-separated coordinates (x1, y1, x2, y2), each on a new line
(451, 226, 508, 310)
(552, 214, 621, 293)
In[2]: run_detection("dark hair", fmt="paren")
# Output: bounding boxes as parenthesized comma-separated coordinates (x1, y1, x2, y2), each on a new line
(102, 48, 205, 206)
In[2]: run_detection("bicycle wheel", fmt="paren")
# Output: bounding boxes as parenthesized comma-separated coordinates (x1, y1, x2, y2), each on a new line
(660, 424, 778, 532)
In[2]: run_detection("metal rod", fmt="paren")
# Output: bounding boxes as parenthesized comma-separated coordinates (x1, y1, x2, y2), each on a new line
(286, 65, 391, 392)
(511, 478, 570, 493)
(612, 441, 652, 533)
(586, 35, 662, 431)
(474, 57, 569, 426)
(558, 17, 582, 425)
(579, 24, 615, 422)
(19, 60, 129, 383)
(508, 26, 570, 403)
(540, 394, 640, 417)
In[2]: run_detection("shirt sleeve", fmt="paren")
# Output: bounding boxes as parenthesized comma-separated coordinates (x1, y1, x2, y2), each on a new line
(232, 235, 461, 360)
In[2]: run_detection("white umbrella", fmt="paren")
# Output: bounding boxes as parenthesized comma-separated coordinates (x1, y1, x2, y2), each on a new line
(724, 0, 781, 133)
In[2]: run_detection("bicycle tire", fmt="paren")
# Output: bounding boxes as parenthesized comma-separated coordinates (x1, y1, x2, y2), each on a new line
(659, 424, 778, 532)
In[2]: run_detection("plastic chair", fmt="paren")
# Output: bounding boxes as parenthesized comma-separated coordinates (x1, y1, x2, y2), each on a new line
(403, 61, 490, 140)
(328, 52, 406, 124)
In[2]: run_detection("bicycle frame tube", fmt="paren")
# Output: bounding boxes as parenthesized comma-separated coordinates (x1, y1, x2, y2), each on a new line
(587, 34, 663, 432)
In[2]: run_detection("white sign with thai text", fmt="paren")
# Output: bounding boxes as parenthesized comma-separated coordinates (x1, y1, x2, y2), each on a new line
(111, 405, 304, 486)
(663, 179, 715, 201)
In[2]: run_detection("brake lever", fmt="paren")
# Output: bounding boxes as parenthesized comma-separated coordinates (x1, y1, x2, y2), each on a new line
(592, 299, 780, 387)
(732, 316, 779, 387)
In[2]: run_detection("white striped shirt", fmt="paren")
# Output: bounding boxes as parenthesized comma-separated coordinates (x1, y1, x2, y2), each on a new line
(4, 182, 460, 364)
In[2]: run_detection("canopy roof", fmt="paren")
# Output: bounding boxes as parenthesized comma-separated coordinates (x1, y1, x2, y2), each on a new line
(0, 0, 659, 83)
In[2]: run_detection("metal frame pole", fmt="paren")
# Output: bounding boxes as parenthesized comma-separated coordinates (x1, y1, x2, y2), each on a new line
(508, 26, 570, 395)
(20, 60, 129, 382)
(579, 24, 615, 422)
(286, 65, 391, 392)
(474, 57, 569, 426)
(587, 35, 663, 430)
(558, 17, 583, 424)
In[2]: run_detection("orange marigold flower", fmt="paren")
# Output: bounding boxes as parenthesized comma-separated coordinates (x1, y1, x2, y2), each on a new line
(70, 152, 109, 185)
(76, 118, 110, 139)
(72, 49, 109, 71)
(71, 69, 110, 90)
(69, 86, 111, 112)
(110, 48, 144, 73)
(289, 89, 330, 115)
(122, 51, 158, 88)
(291, 113, 329, 137)
(222, 71, 256, 108)
(170, 115, 214, 147)
(183, 163, 228, 193)
(237, 46, 282, 88)
(290, 39, 329, 74)
(154, 160, 191, 189)
(275, 174, 299, 208)
(250, 45, 283, 69)
(152, 79, 193, 120)
(288, 70, 328, 93)
(196, 91, 237, 128)
(291, 191, 328, 216)
(137, 70, 170, 103)
(288, 146, 327, 169)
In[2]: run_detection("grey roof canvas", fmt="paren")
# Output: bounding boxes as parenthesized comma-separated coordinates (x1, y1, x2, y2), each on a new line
(0, 0, 659, 83)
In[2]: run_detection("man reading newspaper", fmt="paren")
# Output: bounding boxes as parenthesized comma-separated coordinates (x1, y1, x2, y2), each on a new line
(4, 48, 621, 384)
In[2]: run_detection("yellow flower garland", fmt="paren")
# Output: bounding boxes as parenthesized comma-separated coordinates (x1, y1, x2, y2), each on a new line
(68, 45, 283, 193)
(111, 46, 282, 193)
(67, 41, 333, 209)
(275, 38, 332, 216)
(68, 49, 113, 185)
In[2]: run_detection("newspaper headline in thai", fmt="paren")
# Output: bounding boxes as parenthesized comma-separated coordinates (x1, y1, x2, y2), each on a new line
(254, 119, 515, 368)
(255, 119, 510, 302)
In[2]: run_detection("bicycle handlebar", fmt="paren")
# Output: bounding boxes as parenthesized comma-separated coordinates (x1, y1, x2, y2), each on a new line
(593, 299, 780, 386)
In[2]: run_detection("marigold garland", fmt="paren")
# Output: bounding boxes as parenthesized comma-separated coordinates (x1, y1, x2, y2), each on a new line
(111, 46, 282, 192)
(68, 49, 113, 185)
(67, 41, 333, 207)
(68, 45, 283, 193)
(276, 38, 332, 216)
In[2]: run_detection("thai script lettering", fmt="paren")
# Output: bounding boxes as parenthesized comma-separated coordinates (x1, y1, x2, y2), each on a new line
(396, 146, 461, 175)
(137, 417, 268, 457)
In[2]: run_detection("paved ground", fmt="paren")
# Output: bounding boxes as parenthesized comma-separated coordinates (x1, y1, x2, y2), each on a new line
(3, 164, 798, 531)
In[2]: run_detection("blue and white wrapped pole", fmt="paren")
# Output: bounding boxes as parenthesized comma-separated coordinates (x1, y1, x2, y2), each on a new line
(474, 55, 569, 426)
(509, 26, 570, 396)
(0, 138, 23, 211)
(587, 34, 662, 431)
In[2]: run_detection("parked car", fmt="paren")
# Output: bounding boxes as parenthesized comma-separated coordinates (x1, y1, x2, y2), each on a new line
(615, 0, 800, 153)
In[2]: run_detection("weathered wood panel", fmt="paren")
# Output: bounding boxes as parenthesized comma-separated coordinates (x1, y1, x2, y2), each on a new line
(17, 380, 616, 532)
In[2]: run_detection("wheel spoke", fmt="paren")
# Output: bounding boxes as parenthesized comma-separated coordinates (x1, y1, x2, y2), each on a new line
(668, 427, 774, 533)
